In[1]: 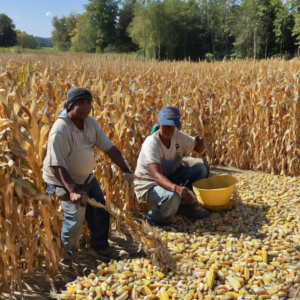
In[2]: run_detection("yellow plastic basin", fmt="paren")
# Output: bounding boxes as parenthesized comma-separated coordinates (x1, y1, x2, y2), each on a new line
(192, 175, 238, 206)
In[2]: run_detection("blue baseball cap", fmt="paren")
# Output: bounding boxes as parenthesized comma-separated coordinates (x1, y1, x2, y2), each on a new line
(158, 106, 181, 128)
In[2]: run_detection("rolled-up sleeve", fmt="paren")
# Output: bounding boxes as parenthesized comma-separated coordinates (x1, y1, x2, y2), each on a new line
(94, 122, 114, 153)
(47, 132, 70, 169)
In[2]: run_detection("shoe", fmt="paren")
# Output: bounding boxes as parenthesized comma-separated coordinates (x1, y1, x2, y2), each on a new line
(177, 204, 210, 219)
(91, 245, 118, 262)
(146, 215, 167, 228)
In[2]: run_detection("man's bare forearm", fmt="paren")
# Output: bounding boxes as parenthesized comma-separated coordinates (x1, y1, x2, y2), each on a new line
(107, 146, 131, 173)
(153, 172, 177, 192)
(51, 166, 80, 193)
(148, 163, 193, 203)
(149, 164, 180, 193)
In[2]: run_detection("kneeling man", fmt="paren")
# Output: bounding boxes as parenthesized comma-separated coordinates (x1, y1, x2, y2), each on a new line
(134, 106, 210, 227)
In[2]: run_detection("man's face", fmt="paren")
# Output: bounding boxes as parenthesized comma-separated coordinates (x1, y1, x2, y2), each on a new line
(69, 99, 93, 120)
(159, 124, 176, 139)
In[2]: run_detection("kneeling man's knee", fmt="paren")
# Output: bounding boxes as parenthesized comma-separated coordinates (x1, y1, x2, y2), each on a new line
(169, 193, 181, 207)
(159, 193, 181, 217)
(194, 162, 208, 179)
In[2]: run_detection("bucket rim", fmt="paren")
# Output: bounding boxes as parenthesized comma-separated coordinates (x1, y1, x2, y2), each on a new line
(192, 174, 238, 191)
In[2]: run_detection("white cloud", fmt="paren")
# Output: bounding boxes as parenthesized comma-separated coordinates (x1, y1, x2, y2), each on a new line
(46, 12, 53, 17)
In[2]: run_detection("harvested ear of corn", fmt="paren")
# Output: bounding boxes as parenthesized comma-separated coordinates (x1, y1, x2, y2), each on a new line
(54, 172, 300, 300)
(207, 267, 216, 289)
(187, 190, 196, 200)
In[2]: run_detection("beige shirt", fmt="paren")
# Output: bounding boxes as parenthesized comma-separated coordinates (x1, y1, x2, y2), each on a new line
(43, 116, 114, 185)
(134, 130, 195, 202)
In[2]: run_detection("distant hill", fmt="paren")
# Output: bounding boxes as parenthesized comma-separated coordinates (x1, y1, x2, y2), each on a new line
(34, 37, 53, 48)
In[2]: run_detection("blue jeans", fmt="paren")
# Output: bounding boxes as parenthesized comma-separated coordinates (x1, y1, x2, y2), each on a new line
(147, 158, 208, 223)
(58, 177, 109, 262)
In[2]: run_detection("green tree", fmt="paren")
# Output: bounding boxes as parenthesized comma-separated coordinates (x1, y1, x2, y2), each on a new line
(51, 11, 80, 51)
(114, 0, 138, 52)
(0, 14, 17, 47)
(129, 0, 237, 60)
(198, 0, 235, 58)
(273, 0, 294, 56)
(128, 0, 151, 57)
(163, 0, 200, 60)
(16, 31, 39, 49)
(51, 16, 69, 50)
(228, 0, 280, 58)
(290, 0, 300, 56)
(71, 13, 97, 52)
(48, 0, 299, 58)
(142, 0, 166, 59)
(129, 0, 200, 60)
(84, 0, 118, 52)
(256, 0, 279, 58)
(227, 0, 259, 58)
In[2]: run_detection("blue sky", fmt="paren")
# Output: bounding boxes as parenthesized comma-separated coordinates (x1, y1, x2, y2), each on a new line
(2, 0, 89, 38)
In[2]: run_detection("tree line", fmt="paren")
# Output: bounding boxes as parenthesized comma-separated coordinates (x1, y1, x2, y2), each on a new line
(0, 13, 53, 49)
(50, 0, 300, 60)
(2, 0, 300, 60)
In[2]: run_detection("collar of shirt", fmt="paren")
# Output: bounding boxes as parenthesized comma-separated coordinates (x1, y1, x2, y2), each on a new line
(59, 110, 87, 132)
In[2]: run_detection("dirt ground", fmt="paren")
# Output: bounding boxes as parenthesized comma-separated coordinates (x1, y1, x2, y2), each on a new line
(1, 234, 146, 300)
(1, 165, 299, 300)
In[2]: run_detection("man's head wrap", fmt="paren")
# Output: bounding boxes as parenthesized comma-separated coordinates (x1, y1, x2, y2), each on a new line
(58, 88, 93, 118)
(65, 88, 93, 111)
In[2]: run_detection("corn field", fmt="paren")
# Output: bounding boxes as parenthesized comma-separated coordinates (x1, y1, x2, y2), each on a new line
(1, 53, 300, 295)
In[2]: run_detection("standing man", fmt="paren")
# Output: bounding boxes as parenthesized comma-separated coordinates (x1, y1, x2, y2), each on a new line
(43, 88, 131, 265)
(134, 106, 211, 227)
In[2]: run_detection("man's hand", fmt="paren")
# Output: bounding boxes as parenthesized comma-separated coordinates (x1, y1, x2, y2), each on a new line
(51, 166, 88, 207)
(175, 186, 194, 204)
(194, 136, 206, 153)
(70, 189, 86, 205)
(194, 136, 213, 157)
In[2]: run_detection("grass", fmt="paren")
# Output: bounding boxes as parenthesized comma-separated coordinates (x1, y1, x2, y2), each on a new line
(0, 47, 143, 59)
(0, 47, 13, 53)
(0, 46, 57, 54)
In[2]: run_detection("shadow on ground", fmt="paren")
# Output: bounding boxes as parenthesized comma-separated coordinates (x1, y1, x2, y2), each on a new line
(1, 232, 144, 300)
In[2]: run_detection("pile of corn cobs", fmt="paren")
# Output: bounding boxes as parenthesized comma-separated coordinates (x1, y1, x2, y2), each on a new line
(56, 173, 300, 300)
